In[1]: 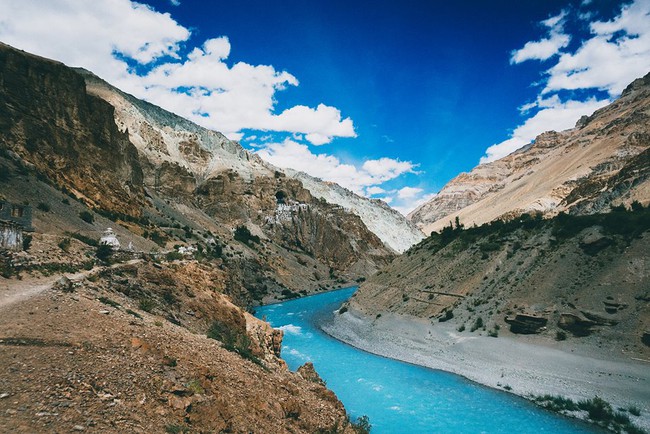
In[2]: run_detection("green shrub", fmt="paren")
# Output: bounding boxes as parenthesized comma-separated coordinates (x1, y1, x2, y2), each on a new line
(22, 234, 32, 251)
(98, 296, 120, 308)
(457, 324, 466, 332)
(439, 309, 454, 322)
(578, 396, 612, 422)
(338, 306, 348, 314)
(57, 237, 71, 252)
(165, 251, 183, 261)
(555, 330, 567, 341)
(628, 406, 641, 416)
(95, 244, 113, 263)
(350, 415, 372, 434)
(36, 202, 50, 212)
(138, 298, 155, 313)
(470, 317, 484, 332)
(79, 210, 94, 224)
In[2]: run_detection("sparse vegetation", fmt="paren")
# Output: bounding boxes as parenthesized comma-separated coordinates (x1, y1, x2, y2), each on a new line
(531, 395, 645, 433)
(79, 210, 94, 224)
(125, 308, 142, 319)
(98, 296, 120, 308)
(165, 424, 190, 434)
(66, 231, 98, 246)
(207, 319, 261, 366)
(470, 317, 484, 332)
(138, 298, 155, 313)
(186, 378, 204, 395)
(350, 415, 372, 434)
(95, 243, 113, 263)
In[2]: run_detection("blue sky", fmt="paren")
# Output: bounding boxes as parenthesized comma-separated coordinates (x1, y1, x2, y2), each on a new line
(1, 0, 648, 214)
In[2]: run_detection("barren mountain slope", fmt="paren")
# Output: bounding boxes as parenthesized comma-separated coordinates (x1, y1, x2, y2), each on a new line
(409, 73, 650, 234)
(79, 69, 422, 254)
(0, 238, 359, 433)
(0, 42, 397, 304)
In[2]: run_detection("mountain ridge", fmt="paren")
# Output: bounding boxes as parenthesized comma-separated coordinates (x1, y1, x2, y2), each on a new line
(409, 73, 650, 234)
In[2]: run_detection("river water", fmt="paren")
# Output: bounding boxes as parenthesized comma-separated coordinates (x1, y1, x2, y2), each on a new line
(256, 287, 597, 433)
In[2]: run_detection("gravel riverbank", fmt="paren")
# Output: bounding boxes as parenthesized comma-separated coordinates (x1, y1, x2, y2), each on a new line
(322, 308, 650, 430)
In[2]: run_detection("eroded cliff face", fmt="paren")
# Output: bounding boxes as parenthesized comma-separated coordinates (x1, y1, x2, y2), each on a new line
(0, 42, 395, 304)
(0, 43, 145, 217)
(409, 73, 650, 234)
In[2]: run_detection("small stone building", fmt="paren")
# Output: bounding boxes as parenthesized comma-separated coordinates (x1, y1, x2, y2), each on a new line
(0, 200, 33, 251)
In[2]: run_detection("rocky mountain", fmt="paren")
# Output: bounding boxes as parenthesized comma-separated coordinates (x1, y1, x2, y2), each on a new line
(0, 42, 411, 306)
(344, 209, 649, 352)
(0, 42, 382, 433)
(409, 73, 650, 234)
(284, 169, 424, 253)
(76, 68, 422, 254)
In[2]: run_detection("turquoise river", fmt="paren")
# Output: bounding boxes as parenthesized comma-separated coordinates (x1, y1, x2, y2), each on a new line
(255, 287, 600, 434)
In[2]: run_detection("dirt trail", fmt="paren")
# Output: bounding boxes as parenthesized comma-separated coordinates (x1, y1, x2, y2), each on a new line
(0, 260, 142, 310)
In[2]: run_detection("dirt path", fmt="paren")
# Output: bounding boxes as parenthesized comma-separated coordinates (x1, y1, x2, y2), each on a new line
(0, 260, 142, 310)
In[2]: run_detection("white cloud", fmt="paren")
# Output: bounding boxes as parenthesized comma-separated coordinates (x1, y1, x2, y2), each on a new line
(397, 186, 423, 199)
(393, 193, 437, 217)
(510, 11, 570, 63)
(255, 139, 417, 196)
(0, 0, 355, 145)
(170, 0, 180, 5)
(481, 97, 608, 163)
(365, 186, 387, 196)
(544, 0, 650, 96)
(484, 0, 650, 163)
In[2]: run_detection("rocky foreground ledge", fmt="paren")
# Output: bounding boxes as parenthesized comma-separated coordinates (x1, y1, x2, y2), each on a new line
(322, 307, 650, 431)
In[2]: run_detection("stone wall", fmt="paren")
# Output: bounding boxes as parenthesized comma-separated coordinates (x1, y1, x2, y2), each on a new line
(0, 200, 33, 231)
(0, 221, 23, 251)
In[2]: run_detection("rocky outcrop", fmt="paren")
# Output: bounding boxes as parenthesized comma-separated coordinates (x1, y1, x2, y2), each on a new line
(0, 43, 145, 217)
(409, 72, 650, 234)
(286, 169, 424, 252)
(505, 314, 548, 334)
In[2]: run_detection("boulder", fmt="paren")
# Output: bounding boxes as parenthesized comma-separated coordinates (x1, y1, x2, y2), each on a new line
(297, 362, 326, 386)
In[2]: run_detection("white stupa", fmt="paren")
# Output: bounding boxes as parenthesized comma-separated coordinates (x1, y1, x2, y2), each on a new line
(100, 228, 120, 250)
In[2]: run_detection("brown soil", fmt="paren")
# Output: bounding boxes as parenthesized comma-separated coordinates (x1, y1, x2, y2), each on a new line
(0, 259, 357, 433)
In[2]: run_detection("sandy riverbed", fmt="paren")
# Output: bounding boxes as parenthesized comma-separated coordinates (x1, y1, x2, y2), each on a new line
(322, 308, 650, 430)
